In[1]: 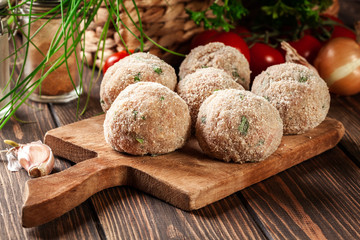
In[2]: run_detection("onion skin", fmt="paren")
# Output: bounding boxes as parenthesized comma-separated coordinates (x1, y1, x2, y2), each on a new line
(314, 37, 360, 96)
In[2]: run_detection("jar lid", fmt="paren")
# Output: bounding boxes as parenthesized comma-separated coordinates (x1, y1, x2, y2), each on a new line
(0, 0, 8, 10)
(22, 1, 68, 15)
(0, 0, 15, 10)
(24, 0, 62, 8)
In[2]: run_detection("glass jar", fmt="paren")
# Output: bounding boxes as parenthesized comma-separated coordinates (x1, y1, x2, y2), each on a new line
(0, 1, 10, 118)
(21, 1, 82, 103)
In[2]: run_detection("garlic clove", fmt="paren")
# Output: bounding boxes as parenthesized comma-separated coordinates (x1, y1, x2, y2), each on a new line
(17, 141, 55, 178)
(4, 140, 55, 178)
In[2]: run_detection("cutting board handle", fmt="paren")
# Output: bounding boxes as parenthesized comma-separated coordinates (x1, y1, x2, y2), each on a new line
(22, 157, 128, 228)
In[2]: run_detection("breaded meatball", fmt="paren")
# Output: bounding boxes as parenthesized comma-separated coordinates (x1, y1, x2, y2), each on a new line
(251, 62, 330, 135)
(196, 89, 283, 163)
(104, 82, 191, 155)
(100, 52, 177, 112)
(179, 42, 250, 90)
(176, 67, 244, 130)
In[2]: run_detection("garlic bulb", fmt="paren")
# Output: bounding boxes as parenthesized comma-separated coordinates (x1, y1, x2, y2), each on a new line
(5, 140, 55, 178)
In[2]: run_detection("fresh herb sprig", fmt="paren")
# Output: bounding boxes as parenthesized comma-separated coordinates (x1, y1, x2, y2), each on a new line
(186, 0, 248, 32)
(187, 0, 334, 43)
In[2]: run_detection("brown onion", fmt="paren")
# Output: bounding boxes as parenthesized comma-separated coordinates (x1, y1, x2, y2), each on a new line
(314, 37, 360, 96)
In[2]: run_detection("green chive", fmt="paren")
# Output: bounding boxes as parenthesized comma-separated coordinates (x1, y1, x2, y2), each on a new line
(238, 116, 249, 136)
(160, 96, 165, 101)
(136, 138, 144, 144)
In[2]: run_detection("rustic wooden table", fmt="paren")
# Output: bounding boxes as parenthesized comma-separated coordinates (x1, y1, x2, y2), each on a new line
(1, 69, 359, 239)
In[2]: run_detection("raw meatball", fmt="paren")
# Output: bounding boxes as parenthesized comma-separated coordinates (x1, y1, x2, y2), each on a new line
(179, 42, 250, 90)
(176, 67, 244, 130)
(196, 89, 283, 163)
(104, 82, 191, 155)
(100, 52, 177, 112)
(251, 62, 330, 135)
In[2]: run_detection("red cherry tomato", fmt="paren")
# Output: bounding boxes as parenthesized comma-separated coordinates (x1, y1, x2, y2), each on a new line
(209, 32, 251, 63)
(190, 30, 219, 49)
(250, 43, 285, 79)
(288, 35, 323, 64)
(231, 25, 251, 38)
(103, 50, 134, 74)
(330, 26, 356, 40)
(321, 14, 356, 40)
(321, 14, 343, 24)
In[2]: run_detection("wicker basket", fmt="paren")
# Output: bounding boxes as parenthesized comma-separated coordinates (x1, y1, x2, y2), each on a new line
(83, 0, 211, 68)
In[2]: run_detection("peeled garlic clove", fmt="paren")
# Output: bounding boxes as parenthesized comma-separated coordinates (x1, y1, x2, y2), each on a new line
(17, 141, 55, 178)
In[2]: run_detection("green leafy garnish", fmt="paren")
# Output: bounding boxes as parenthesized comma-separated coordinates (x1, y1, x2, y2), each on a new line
(239, 94, 244, 100)
(232, 69, 240, 78)
(134, 72, 141, 82)
(133, 110, 138, 120)
(186, 0, 248, 31)
(136, 138, 144, 144)
(160, 96, 165, 101)
(238, 116, 249, 136)
(256, 139, 265, 147)
(186, 1, 334, 42)
(153, 66, 162, 75)
(201, 116, 206, 123)
(299, 76, 308, 83)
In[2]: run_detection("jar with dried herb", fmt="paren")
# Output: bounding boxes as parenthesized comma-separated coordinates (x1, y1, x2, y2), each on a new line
(0, 0, 10, 117)
(21, 0, 81, 103)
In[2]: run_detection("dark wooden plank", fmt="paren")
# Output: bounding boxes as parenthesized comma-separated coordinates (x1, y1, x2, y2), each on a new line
(49, 70, 265, 239)
(241, 147, 360, 240)
(0, 102, 100, 239)
(91, 187, 265, 239)
(328, 95, 360, 165)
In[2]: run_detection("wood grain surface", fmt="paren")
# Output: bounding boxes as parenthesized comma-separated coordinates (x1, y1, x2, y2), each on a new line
(21, 114, 344, 227)
(0, 102, 101, 239)
(241, 147, 360, 239)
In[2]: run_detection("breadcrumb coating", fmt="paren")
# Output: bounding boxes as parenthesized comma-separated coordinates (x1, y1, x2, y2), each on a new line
(251, 62, 330, 135)
(104, 82, 191, 156)
(176, 67, 244, 131)
(100, 52, 177, 112)
(196, 89, 283, 163)
(179, 42, 250, 90)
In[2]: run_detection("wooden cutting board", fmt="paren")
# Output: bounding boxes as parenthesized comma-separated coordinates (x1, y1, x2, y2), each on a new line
(21, 115, 345, 227)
